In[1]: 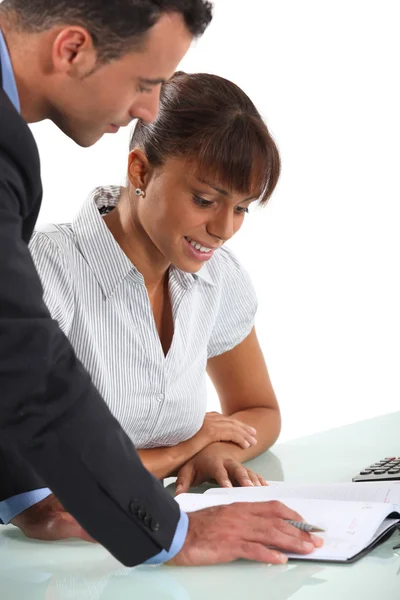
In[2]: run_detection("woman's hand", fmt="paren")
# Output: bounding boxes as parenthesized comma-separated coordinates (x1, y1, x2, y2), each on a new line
(175, 445, 267, 495)
(194, 412, 257, 450)
(11, 494, 95, 543)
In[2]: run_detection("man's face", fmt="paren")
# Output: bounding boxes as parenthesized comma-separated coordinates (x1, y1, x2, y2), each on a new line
(49, 13, 193, 147)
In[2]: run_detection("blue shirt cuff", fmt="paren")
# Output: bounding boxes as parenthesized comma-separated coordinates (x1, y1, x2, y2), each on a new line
(0, 489, 52, 524)
(144, 510, 189, 565)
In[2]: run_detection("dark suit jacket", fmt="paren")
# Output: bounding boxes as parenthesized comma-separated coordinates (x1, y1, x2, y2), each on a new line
(0, 57, 180, 566)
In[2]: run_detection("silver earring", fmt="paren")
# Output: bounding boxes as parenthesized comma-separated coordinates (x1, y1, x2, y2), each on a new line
(135, 188, 146, 198)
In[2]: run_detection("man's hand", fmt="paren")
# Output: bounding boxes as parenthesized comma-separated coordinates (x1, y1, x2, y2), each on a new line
(175, 445, 267, 494)
(11, 494, 94, 542)
(168, 501, 324, 566)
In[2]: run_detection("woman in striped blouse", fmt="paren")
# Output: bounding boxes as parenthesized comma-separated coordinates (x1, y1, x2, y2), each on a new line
(14, 72, 283, 539)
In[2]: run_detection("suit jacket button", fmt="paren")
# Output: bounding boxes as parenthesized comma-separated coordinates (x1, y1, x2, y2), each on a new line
(151, 520, 160, 532)
(138, 508, 147, 520)
(144, 514, 152, 527)
(129, 501, 140, 514)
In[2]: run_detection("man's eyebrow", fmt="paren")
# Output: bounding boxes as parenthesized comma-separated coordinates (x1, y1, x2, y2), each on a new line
(198, 178, 257, 202)
(138, 77, 166, 85)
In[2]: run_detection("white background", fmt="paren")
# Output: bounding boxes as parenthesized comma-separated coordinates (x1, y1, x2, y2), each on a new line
(31, 0, 400, 442)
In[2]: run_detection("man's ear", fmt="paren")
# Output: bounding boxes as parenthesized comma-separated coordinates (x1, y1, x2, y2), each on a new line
(127, 149, 152, 190)
(51, 26, 98, 78)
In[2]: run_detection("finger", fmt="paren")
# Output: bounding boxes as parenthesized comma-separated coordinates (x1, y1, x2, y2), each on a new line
(213, 464, 233, 488)
(222, 430, 253, 449)
(278, 519, 322, 546)
(243, 500, 306, 523)
(311, 534, 324, 548)
(259, 476, 268, 487)
(229, 421, 258, 446)
(247, 470, 263, 487)
(238, 542, 288, 564)
(236, 514, 317, 554)
(214, 413, 257, 435)
(228, 418, 257, 437)
(213, 418, 257, 447)
(175, 464, 195, 496)
(227, 462, 254, 487)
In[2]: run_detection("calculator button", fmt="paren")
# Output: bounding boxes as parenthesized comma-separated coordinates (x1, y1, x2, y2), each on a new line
(385, 457, 396, 460)
(388, 469, 400, 474)
(360, 470, 373, 475)
(373, 470, 387, 474)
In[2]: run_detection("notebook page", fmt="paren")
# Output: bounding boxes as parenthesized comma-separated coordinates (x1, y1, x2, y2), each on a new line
(176, 494, 398, 561)
(287, 515, 400, 562)
(205, 481, 400, 508)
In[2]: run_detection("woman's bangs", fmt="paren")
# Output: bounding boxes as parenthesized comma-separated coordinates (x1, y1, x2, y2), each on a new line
(192, 119, 275, 203)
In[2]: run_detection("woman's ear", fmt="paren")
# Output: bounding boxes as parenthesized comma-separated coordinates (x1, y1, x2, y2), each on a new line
(127, 149, 151, 191)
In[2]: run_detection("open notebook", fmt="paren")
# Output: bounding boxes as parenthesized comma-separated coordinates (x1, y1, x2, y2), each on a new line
(175, 481, 400, 563)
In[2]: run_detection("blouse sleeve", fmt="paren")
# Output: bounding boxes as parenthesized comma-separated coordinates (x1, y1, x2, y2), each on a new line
(29, 229, 75, 336)
(207, 248, 258, 359)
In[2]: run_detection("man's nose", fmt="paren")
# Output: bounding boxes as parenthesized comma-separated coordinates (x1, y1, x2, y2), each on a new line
(129, 87, 162, 124)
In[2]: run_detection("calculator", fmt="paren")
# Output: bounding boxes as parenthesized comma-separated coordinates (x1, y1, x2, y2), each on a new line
(353, 457, 400, 482)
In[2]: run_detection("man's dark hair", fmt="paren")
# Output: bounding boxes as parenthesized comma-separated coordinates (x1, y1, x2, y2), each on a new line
(0, 0, 213, 63)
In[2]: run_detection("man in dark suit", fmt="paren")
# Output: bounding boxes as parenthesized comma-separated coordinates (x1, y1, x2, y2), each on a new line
(0, 0, 321, 567)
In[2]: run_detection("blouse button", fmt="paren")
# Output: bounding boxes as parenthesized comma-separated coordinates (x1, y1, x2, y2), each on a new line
(157, 393, 164, 402)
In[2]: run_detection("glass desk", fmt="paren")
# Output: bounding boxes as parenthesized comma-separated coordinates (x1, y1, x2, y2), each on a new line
(2, 411, 400, 600)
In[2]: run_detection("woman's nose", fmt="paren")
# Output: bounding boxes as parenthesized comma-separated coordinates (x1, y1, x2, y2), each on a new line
(207, 212, 235, 243)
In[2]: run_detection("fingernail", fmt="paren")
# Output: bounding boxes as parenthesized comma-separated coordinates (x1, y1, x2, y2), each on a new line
(244, 441, 251, 448)
(274, 552, 288, 564)
(250, 427, 257, 434)
(245, 478, 254, 486)
(175, 485, 183, 495)
(224, 480, 233, 488)
(255, 481, 262, 487)
(311, 535, 324, 547)
(302, 542, 315, 552)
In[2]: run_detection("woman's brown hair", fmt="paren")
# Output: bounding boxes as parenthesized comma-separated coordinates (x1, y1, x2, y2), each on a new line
(130, 71, 280, 204)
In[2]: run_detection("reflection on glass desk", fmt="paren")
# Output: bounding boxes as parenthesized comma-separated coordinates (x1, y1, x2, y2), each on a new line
(2, 411, 400, 600)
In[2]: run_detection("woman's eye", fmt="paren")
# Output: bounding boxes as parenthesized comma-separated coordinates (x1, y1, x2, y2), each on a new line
(193, 194, 213, 208)
(235, 206, 250, 214)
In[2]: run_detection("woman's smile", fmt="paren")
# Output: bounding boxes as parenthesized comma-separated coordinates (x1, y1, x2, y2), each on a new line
(183, 236, 216, 262)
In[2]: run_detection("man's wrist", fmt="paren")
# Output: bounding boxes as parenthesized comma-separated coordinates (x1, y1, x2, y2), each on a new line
(144, 510, 189, 565)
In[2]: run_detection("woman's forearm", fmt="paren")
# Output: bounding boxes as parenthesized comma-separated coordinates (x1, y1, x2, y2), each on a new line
(137, 435, 207, 480)
(137, 410, 265, 479)
(215, 406, 281, 462)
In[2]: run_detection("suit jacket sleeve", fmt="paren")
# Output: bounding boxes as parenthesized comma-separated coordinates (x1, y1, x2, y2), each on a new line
(0, 94, 180, 566)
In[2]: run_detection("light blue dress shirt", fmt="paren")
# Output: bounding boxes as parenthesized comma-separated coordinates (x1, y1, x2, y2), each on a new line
(0, 28, 188, 565)
(0, 28, 20, 112)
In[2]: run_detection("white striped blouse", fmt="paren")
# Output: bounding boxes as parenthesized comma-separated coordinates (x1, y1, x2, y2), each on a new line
(29, 186, 257, 449)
